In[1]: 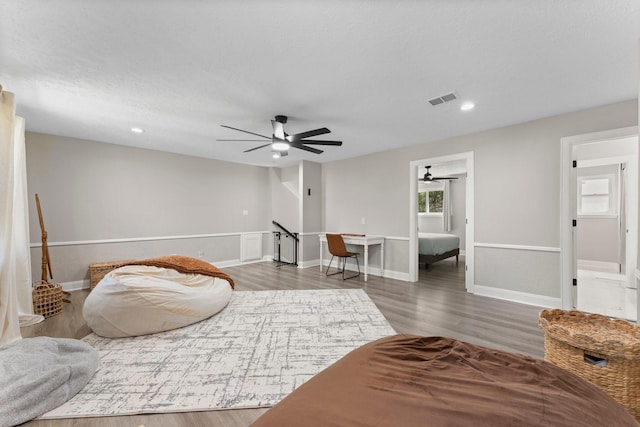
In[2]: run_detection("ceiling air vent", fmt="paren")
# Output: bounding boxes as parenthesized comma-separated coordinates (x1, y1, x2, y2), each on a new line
(428, 91, 457, 106)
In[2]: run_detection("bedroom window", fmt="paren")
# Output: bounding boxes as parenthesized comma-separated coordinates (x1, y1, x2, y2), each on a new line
(578, 175, 614, 216)
(418, 190, 444, 214)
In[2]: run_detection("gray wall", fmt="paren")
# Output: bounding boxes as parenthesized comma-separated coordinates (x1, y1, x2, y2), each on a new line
(300, 161, 323, 264)
(323, 100, 638, 298)
(270, 165, 299, 232)
(27, 132, 270, 239)
(27, 132, 272, 284)
(301, 161, 322, 233)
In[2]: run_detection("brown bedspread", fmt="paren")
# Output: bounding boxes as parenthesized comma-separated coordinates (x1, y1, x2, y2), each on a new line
(251, 335, 638, 427)
(123, 255, 235, 289)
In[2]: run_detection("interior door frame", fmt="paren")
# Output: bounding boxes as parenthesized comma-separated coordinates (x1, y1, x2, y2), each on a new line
(560, 126, 638, 317)
(409, 151, 474, 292)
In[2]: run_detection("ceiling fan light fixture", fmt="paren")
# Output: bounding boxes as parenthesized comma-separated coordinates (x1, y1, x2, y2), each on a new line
(220, 115, 341, 157)
(272, 152, 281, 159)
(272, 141, 290, 151)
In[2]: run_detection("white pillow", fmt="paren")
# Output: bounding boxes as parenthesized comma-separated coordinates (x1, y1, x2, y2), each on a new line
(83, 265, 233, 338)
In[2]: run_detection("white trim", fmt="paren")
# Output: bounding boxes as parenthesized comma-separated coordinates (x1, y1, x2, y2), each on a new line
(384, 235, 410, 241)
(240, 232, 263, 262)
(202, 258, 241, 268)
(474, 243, 560, 253)
(578, 156, 634, 168)
(577, 214, 618, 219)
(299, 232, 321, 236)
(61, 280, 90, 292)
(561, 126, 638, 145)
(474, 285, 561, 308)
(382, 269, 410, 282)
(30, 231, 272, 248)
(210, 258, 273, 268)
(298, 259, 321, 269)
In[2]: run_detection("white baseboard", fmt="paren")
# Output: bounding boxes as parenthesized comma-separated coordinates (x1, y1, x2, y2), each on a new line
(210, 258, 243, 268)
(61, 280, 90, 291)
(298, 259, 321, 269)
(474, 285, 561, 308)
(382, 269, 411, 281)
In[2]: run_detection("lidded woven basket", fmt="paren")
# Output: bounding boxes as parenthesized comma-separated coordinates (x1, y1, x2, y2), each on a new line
(539, 309, 640, 420)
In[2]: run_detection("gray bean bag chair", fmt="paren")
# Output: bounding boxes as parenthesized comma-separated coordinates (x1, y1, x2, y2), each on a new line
(0, 337, 98, 427)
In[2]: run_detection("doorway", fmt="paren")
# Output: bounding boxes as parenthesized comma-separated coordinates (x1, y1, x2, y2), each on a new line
(409, 152, 474, 291)
(561, 127, 638, 322)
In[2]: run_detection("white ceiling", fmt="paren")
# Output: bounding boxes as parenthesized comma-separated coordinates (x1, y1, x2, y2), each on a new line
(2, 1, 639, 167)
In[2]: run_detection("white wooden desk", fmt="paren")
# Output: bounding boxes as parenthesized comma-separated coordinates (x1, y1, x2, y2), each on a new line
(319, 234, 384, 281)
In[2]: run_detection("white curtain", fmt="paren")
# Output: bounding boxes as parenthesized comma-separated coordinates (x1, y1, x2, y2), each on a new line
(0, 89, 41, 346)
(442, 180, 452, 232)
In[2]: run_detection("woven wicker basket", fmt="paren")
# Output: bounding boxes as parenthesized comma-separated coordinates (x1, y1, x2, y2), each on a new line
(89, 260, 133, 289)
(539, 309, 640, 420)
(32, 281, 64, 318)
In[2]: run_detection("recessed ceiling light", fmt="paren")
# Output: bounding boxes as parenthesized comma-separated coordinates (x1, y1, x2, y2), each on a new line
(460, 102, 475, 111)
(131, 127, 145, 134)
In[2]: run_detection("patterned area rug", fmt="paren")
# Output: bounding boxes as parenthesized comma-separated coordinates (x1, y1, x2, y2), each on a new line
(40, 289, 395, 419)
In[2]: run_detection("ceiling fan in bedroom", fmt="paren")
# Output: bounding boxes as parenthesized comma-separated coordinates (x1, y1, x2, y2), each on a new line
(420, 166, 459, 182)
(217, 115, 342, 158)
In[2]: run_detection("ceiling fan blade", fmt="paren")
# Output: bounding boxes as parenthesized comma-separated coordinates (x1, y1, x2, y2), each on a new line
(271, 120, 286, 140)
(221, 125, 271, 140)
(296, 140, 342, 146)
(433, 176, 459, 180)
(243, 143, 272, 153)
(286, 127, 330, 142)
(290, 141, 323, 154)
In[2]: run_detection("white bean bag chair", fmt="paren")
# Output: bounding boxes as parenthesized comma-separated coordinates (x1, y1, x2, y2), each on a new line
(0, 337, 98, 427)
(83, 262, 233, 338)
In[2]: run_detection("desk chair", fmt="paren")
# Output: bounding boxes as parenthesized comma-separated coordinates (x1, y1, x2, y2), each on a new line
(325, 234, 360, 280)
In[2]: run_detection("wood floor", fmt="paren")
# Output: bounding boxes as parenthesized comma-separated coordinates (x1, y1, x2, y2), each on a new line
(21, 257, 545, 427)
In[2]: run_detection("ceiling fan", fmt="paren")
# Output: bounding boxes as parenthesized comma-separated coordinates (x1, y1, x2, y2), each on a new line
(420, 166, 459, 182)
(217, 115, 342, 157)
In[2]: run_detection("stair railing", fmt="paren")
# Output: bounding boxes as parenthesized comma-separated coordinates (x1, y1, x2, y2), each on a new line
(272, 221, 299, 266)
